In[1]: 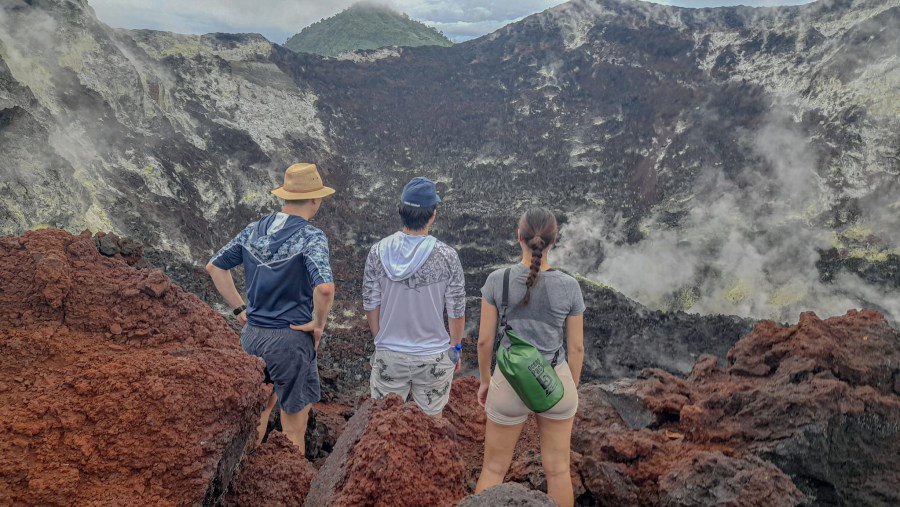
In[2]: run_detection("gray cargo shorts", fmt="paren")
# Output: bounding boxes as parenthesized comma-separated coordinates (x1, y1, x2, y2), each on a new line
(369, 349, 455, 416)
(241, 324, 320, 414)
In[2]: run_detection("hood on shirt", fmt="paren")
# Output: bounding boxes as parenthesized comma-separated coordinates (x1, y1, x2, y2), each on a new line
(249, 213, 306, 261)
(377, 231, 437, 281)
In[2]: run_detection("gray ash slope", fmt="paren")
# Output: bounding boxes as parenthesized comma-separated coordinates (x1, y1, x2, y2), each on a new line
(0, 0, 896, 382)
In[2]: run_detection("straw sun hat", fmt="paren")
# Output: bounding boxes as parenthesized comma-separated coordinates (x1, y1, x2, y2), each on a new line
(271, 163, 336, 200)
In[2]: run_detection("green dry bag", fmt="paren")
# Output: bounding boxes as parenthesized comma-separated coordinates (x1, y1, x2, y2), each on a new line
(493, 267, 564, 413)
(497, 327, 565, 413)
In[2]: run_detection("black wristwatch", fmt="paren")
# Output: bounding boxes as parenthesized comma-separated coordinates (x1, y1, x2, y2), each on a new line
(232, 304, 246, 316)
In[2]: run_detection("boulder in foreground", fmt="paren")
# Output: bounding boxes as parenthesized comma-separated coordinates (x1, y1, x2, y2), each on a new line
(575, 310, 900, 506)
(457, 483, 555, 506)
(304, 394, 468, 507)
(0, 229, 268, 506)
(223, 431, 316, 507)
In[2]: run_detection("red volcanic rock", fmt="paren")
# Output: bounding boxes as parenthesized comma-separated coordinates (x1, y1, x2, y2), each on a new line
(443, 376, 488, 485)
(304, 395, 468, 507)
(222, 431, 316, 507)
(0, 229, 268, 506)
(574, 310, 900, 506)
(727, 310, 900, 394)
(573, 391, 805, 506)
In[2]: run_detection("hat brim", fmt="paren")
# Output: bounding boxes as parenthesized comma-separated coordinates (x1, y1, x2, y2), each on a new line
(271, 186, 336, 200)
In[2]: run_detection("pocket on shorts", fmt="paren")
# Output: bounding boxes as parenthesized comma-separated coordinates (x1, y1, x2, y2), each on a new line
(441, 349, 456, 369)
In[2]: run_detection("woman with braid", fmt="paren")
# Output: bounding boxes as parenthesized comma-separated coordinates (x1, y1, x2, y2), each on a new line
(474, 208, 585, 507)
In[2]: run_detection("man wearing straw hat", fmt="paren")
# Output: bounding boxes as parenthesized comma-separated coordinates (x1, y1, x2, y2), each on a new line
(206, 163, 336, 453)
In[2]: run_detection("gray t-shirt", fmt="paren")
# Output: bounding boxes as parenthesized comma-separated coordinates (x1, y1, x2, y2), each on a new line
(481, 264, 586, 362)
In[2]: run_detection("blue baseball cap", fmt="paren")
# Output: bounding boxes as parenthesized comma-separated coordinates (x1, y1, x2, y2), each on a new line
(400, 177, 441, 208)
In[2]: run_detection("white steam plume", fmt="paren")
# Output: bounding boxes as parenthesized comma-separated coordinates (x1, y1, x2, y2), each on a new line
(556, 110, 900, 324)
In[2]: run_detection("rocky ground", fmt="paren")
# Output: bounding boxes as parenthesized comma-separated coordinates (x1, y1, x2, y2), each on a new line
(252, 307, 900, 506)
(3, 229, 898, 506)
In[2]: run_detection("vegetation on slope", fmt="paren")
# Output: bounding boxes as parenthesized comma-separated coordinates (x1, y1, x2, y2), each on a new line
(284, 2, 453, 57)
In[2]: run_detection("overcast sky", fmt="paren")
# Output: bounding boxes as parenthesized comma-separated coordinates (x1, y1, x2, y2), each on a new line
(90, 0, 815, 43)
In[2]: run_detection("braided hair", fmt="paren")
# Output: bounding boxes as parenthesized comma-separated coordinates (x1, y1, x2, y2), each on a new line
(519, 208, 558, 306)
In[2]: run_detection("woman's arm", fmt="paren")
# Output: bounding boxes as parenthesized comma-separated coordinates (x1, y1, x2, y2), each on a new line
(476, 298, 499, 406)
(565, 314, 584, 387)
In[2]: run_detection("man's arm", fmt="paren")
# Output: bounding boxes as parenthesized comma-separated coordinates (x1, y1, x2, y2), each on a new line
(366, 308, 380, 337)
(205, 263, 247, 324)
(206, 224, 252, 322)
(362, 245, 382, 338)
(444, 249, 466, 343)
(206, 262, 245, 310)
(448, 317, 465, 346)
(292, 230, 336, 350)
(292, 282, 335, 350)
(449, 315, 465, 373)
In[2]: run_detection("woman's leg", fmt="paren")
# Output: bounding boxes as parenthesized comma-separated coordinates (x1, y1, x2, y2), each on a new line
(475, 419, 526, 493)
(536, 415, 575, 507)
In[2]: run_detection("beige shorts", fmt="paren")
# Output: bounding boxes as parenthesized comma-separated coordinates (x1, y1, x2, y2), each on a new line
(369, 349, 455, 416)
(485, 362, 579, 425)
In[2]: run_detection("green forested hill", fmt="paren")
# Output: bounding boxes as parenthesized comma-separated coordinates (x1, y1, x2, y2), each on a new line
(284, 3, 453, 56)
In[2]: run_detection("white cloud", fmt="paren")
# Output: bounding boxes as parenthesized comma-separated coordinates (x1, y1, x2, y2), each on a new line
(89, 0, 360, 43)
(649, 0, 813, 7)
(88, 0, 815, 44)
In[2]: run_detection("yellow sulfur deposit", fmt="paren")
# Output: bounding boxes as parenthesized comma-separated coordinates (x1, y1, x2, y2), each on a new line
(725, 279, 750, 305)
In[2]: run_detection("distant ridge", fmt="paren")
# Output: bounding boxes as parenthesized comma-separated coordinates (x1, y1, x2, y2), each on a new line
(284, 2, 453, 57)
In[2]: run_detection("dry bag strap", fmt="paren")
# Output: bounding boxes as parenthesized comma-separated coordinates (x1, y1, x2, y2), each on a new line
(493, 267, 512, 356)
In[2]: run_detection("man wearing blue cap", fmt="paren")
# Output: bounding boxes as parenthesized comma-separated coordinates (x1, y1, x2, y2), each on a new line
(362, 177, 466, 415)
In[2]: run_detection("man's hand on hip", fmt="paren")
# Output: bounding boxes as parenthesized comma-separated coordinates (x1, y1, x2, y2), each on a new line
(290, 321, 323, 351)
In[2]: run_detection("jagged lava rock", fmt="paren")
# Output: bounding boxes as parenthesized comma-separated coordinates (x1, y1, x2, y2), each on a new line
(304, 395, 468, 507)
(0, 229, 269, 506)
(222, 431, 316, 507)
(658, 452, 807, 507)
(457, 483, 556, 506)
(577, 310, 900, 506)
(305, 402, 353, 464)
(442, 376, 488, 485)
(573, 391, 807, 506)
(702, 311, 900, 505)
